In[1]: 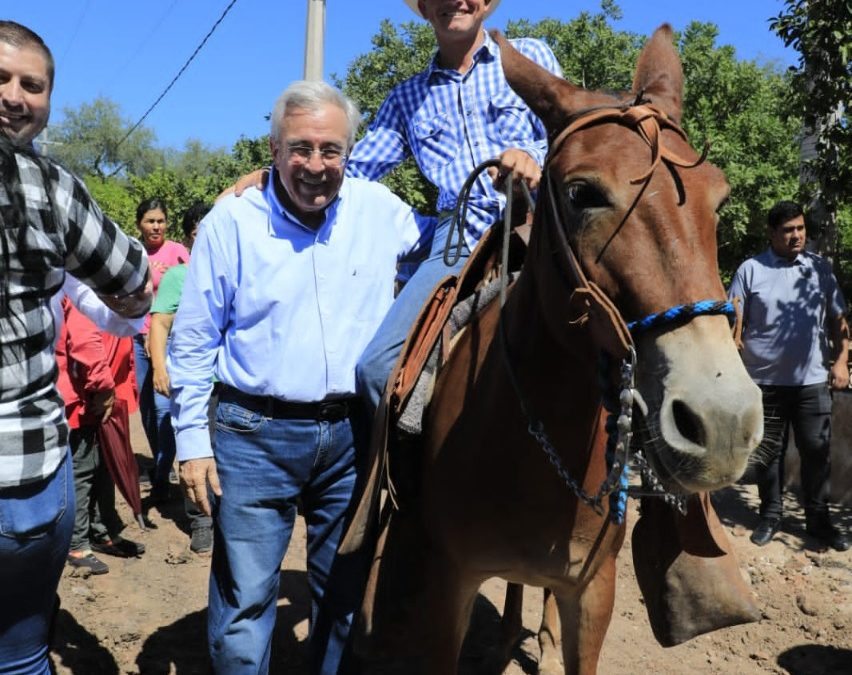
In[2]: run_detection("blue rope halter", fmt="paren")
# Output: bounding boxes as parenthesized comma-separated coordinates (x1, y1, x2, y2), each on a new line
(604, 299, 737, 523)
(627, 300, 736, 334)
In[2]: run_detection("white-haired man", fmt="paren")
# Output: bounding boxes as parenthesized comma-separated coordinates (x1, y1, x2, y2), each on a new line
(169, 80, 433, 674)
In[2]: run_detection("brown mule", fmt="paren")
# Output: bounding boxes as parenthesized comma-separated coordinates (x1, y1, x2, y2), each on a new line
(354, 25, 763, 674)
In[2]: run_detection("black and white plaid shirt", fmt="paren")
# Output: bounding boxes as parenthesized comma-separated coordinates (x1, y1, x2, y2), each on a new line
(0, 151, 148, 488)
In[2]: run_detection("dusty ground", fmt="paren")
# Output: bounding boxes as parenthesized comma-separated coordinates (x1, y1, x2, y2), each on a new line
(50, 414, 852, 675)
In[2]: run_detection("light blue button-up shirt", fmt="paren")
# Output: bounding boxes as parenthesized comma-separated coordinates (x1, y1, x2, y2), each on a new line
(169, 171, 433, 460)
(728, 248, 846, 386)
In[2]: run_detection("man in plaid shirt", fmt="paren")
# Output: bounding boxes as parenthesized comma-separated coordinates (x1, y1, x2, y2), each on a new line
(353, 0, 562, 414)
(0, 21, 151, 673)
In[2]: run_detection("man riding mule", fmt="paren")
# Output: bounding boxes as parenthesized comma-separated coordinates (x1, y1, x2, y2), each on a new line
(346, 24, 764, 674)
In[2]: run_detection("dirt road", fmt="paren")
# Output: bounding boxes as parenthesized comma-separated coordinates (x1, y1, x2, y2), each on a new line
(50, 415, 852, 674)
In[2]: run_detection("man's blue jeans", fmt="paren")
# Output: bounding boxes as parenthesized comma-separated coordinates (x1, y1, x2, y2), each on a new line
(356, 215, 470, 417)
(0, 449, 74, 675)
(133, 334, 176, 489)
(208, 397, 368, 674)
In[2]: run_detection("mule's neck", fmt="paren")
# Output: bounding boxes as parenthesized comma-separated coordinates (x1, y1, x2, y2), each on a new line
(499, 269, 602, 421)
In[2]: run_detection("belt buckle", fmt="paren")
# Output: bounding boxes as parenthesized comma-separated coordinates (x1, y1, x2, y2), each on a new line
(318, 401, 347, 421)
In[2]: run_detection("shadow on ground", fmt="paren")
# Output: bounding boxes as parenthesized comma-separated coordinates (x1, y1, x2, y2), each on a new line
(778, 644, 852, 675)
(51, 608, 119, 675)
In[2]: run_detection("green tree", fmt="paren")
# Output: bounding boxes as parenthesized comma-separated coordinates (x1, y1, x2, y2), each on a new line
(770, 0, 851, 290)
(85, 176, 136, 236)
(335, 19, 438, 213)
(676, 21, 801, 278)
(51, 97, 163, 179)
(507, 2, 643, 91)
(771, 0, 851, 211)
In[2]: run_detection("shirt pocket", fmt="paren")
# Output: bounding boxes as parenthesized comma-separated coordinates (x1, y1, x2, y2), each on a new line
(347, 262, 394, 326)
(412, 107, 458, 171)
(487, 90, 531, 145)
(216, 401, 266, 434)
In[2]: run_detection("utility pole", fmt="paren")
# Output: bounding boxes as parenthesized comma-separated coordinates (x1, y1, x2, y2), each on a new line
(35, 125, 63, 157)
(304, 0, 326, 81)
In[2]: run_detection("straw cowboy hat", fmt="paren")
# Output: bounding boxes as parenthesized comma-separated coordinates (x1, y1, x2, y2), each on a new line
(403, 0, 502, 20)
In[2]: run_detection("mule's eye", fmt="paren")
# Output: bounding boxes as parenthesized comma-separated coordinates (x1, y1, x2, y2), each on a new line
(564, 181, 610, 211)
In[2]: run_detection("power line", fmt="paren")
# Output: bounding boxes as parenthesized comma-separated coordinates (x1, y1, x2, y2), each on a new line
(114, 0, 240, 152)
(59, 0, 93, 62)
(103, 0, 181, 91)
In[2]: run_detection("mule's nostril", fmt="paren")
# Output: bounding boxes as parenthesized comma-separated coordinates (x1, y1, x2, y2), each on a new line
(672, 399, 707, 447)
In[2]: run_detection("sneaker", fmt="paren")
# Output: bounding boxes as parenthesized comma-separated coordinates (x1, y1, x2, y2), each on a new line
(67, 552, 109, 574)
(190, 526, 213, 554)
(92, 537, 146, 558)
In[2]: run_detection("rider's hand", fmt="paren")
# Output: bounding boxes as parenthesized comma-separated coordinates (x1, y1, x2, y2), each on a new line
(217, 169, 269, 201)
(488, 148, 542, 192)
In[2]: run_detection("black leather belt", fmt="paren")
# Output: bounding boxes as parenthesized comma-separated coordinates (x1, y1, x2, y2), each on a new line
(219, 385, 358, 422)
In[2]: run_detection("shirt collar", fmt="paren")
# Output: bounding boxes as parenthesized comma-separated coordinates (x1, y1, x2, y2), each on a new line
(263, 166, 345, 242)
(765, 246, 804, 266)
(425, 29, 496, 81)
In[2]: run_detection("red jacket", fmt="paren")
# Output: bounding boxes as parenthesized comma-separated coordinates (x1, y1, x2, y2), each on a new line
(56, 297, 139, 428)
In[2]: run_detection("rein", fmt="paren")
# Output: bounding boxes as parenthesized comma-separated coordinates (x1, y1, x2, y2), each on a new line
(446, 101, 735, 521)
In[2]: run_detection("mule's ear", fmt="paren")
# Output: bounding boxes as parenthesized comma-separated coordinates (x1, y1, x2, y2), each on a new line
(492, 29, 579, 135)
(632, 24, 684, 124)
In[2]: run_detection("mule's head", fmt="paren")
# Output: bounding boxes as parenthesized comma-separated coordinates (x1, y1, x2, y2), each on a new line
(496, 26, 762, 492)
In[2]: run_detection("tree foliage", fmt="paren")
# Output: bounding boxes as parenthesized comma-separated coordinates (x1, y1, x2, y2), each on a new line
(80, 132, 269, 237)
(770, 0, 851, 210)
(50, 97, 163, 179)
(676, 21, 801, 277)
(334, 20, 438, 213)
(770, 0, 851, 288)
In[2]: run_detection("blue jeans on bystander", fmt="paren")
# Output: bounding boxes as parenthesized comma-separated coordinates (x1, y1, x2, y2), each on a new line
(133, 334, 176, 490)
(0, 449, 74, 675)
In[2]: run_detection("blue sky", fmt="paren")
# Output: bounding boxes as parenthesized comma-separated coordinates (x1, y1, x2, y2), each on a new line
(7, 0, 797, 151)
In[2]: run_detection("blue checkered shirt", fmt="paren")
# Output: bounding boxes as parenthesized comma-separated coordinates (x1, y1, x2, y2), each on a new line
(347, 32, 561, 249)
(0, 150, 149, 487)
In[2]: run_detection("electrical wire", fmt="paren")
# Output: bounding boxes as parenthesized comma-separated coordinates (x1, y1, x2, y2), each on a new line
(59, 0, 93, 62)
(114, 0, 240, 152)
(103, 0, 181, 91)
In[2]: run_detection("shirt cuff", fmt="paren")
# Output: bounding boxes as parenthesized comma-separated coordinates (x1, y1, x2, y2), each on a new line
(175, 427, 213, 462)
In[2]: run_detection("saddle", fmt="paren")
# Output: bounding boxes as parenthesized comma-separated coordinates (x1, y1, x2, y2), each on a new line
(339, 222, 525, 554)
(340, 214, 758, 647)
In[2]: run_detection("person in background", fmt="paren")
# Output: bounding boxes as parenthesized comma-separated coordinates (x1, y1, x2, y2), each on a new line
(132, 197, 189, 503)
(729, 200, 850, 551)
(169, 80, 432, 674)
(58, 298, 146, 575)
(0, 20, 150, 673)
(149, 201, 214, 554)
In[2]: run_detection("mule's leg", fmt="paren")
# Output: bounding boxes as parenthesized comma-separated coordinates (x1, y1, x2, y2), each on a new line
(555, 556, 617, 675)
(479, 582, 525, 674)
(359, 508, 479, 674)
(417, 557, 481, 674)
(537, 588, 562, 674)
